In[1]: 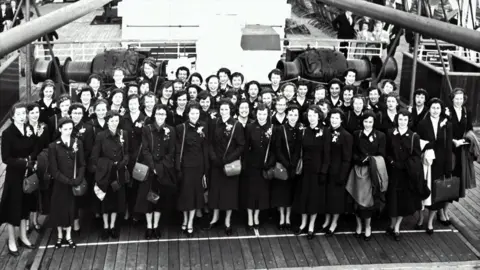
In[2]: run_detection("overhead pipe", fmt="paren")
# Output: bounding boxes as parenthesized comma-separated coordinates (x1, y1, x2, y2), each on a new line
(0, 0, 112, 57)
(318, 0, 480, 52)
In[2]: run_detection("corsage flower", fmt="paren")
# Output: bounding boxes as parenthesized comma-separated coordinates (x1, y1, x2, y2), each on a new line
(119, 107, 126, 116)
(265, 127, 272, 138)
(164, 127, 170, 140)
(197, 126, 205, 137)
(440, 118, 447, 128)
(135, 121, 144, 128)
(332, 131, 340, 142)
(25, 126, 33, 137)
(72, 139, 78, 153)
(119, 132, 125, 145)
(37, 123, 45, 136)
(79, 127, 86, 134)
(51, 103, 57, 109)
(316, 128, 323, 137)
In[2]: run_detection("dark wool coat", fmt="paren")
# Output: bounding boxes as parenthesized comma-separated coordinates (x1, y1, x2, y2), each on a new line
(37, 98, 58, 127)
(48, 138, 85, 227)
(0, 124, 36, 226)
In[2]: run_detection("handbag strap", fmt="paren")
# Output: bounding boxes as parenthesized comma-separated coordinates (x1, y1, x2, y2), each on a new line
(73, 138, 77, 178)
(300, 128, 305, 158)
(223, 121, 237, 159)
(154, 76, 159, 92)
(264, 125, 273, 165)
(179, 123, 186, 166)
(283, 125, 291, 161)
(410, 132, 417, 155)
(135, 143, 142, 163)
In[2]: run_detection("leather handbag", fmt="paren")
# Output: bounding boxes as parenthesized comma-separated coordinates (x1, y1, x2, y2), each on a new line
(147, 190, 160, 204)
(23, 172, 39, 194)
(72, 145, 88, 196)
(223, 122, 242, 177)
(272, 126, 291, 181)
(132, 143, 149, 182)
(296, 129, 306, 175)
(432, 175, 460, 204)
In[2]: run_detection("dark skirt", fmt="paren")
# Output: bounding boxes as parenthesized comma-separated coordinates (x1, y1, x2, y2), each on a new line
(292, 172, 325, 215)
(48, 180, 75, 227)
(99, 171, 126, 214)
(0, 169, 30, 226)
(326, 173, 347, 214)
(386, 168, 422, 217)
(134, 173, 177, 214)
(75, 172, 94, 211)
(208, 165, 239, 210)
(242, 167, 270, 210)
(177, 165, 205, 211)
(270, 178, 295, 208)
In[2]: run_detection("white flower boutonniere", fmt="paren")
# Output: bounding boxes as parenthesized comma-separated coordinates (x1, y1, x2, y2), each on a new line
(241, 93, 246, 99)
(79, 127, 86, 134)
(37, 123, 45, 137)
(216, 96, 221, 102)
(225, 123, 233, 132)
(51, 103, 57, 109)
(164, 127, 170, 140)
(332, 131, 340, 142)
(210, 112, 217, 119)
(135, 121, 144, 128)
(369, 135, 374, 142)
(88, 107, 94, 116)
(119, 132, 125, 145)
(393, 129, 399, 135)
(265, 127, 273, 139)
(25, 126, 33, 137)
(119, 107, 126, 116)
(253, 102, 258, 109)
(72, 138, 78, 153)
(440, 119, 447, 128)
(197, 126, 205, 137)
(338, 100, 343, 107)
(444, 107, 450, 116)
(316, 128, 323, 137)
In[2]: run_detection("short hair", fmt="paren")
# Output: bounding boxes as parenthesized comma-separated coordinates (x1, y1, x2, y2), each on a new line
(141, 92, 157, 106)
(176, 66, 190, 78)
(427, 97, 445, 111)
(105, 110, 121, 123)
(307, 105, 324, 121)
(280, 82, 297, 93)
(197, 91, 211, 101)
(77, 86, 94, 101)
(217, 68, 232, 80)
(218, 98, 236, 116)
(39, 79, 56, 99)
(330, 107, 346, 122)
(352, 94, 366, 107)
(245, 80, 261, 93)
(367, 87, 380, 96)
(381, 79, 397, 92)
(297, 80, 309, 89)
(286, 104, 300, 115)
(57, 94, 71, 107)
(127, 94, 141, 105)
(327, 78, 344, 91)
(9, 102, 27, 121)
(268, 69, 282, 80)
(143, 57, 157, 69)
(384, 92, 399, 103)
(188, 72, 203, 85)
(205, 75, 219, 84)
(68, 102, 85, 115)
(185, 100, 202, 116)
(224, 90, 239, 100)
(186, 84, 202, 95)
(237, 99, 250, 115)
(26, 102, 41, 113)
(362, 109, 377, 121)
(254, 102, 271, 117)
(58, 117, 74, 129)
(394, 109, 411, 127)
(276, 95, 288, 104)
(152, 104, 169, 119)
(113, 66, 126, 76)
(449, 87, 468, 103)
(87, 74, 104, 88)
(414, 88, 429, 100)
(231, 72, 244, 83)
(93, 99, 109, 111)
(317, 98, 332, 109)
(343, 85, 356, 93)
(343, 68, 357, 77)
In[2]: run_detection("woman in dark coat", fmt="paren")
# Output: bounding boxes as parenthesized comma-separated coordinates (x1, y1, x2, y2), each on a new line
(168, 90, 188, 127)
(386, 109, 423, 241)
(323, 108, 353, 236)
(37, 79, 58, 125)
(377, 93, 398, 134)
(292, 105, 331, 240)
(48, 118, 85, 249)
(140, 58, 164, 94)
(175, 102, 209, 237)
(271, 96, 288, 126)
(345, 95, 366, 134)
(416, 98, 453, 234)
(243, 104, 276, 229)
(0, 102, 37, 256)
(90, 111, 129, 240)
(142, 92, 156, 126)
(409, 89, 428, 132)
(135, 104, 176, 240)
(207, 99, 245, 235)
(351, 110, 386, 241)
(237, 100, 254, 128)
(69, 103, 95, 232)
(123, 95, 147, 222)
(26, 103, 50, 232)
(87, 99, 109, 137)
(48, 94, 71, 141)
(366, 87, 386, 114)
(272, 105, 301, 230)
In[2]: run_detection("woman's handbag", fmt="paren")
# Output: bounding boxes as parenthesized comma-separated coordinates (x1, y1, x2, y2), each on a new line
(272, 126, 292, 181)
(432, 175, 460, 204)
(223, 122, 242, 177)
(23, 172, 39, 194)
(132, 143, 149, 182)
(296, 129, 306, 175)
(262, 126, 274, 180)
(72, 143, 88, 196)
(147, 190, 160, 204)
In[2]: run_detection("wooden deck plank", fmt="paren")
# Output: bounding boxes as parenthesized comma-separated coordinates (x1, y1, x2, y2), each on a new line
(345, 234, 370, 264)
(402, 233, 428, 263)
(318, 235, 340, 265)
(158, 224, 170, 270)
(396, 233, 421, 263)
(444, 231, 479, 261)
(69, 222, 92, 270)
(195, 227, 211, 270)
(47, 233, 66, 270)
(113, 223, 130, 270)
(356, 235, 383, 264)
(148, 240, 160, 270)
(418, 232, 449, 262)
(327, 235, 350, 265)
(103, 229, 121, 270)
(248, 237, 267, 269)
(80, 220, 101, 270)
(125, 223, 139, 270)
(430, 232, 461, 262)
(218, 230, 235, 270)
(236, 227, 255, 270)
(256, 230, 277, 269)
(189, 235, 201, 270)
(335, 234, 360, 265)
(91, 237, 107, 270)
(439, 231, 471, 262)
(30, 228, 53, 270)
(58, 233, 75, 270)
(276, 232, 298, 267)
(228, 230, 246, 270)
(39, 230, 57, 269)
(136, 237, 148, 270)
(288, 235, 309, 267)
(376, 233, 401, 263)
(168, 226, 180, 270)
(207, 227, 224, 270)
(368, 235, 391, 264)
(264, 226, 287, 268)
(178, 237, 191, 270)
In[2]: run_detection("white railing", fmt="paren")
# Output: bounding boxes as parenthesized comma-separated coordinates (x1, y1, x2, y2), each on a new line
(284, 38, 385, 60)
(417, 49, 480, 68)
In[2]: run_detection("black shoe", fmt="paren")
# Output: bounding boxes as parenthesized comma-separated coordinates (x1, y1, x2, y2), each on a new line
(101, 228, 110, 240)
(284, 223, 292, 231)
(153, 227, 161, 239)
(354, 232, 362, 238)
(393, 232, 401, 241)
(17, 238, 34, 249)
(7, 241, 19, 256)
(247, 224, 255, 231)
(145, 229, 153, 240)
(386, 227, 394, 236)
(278, 223, 285, 231)
(364, 233, 372, 241)
(32, 223, 42, 232)
(253, 222, 260, 229)
(187, 228, 194, 238)
(204, 222, 218, 230)
(181, 224, 187, 234)
(439, 219, 452, 226)
(426, 227, 434, 235)
(293, 227, 306, 235)
(307, 231, 315, 240)
(54, 237, 63, 249)
(110, 227, 119, 239)
(225, 226, 233, 236)
(320, 225, 329, 233)
(66, 238, 76, 249)
(326, 228, 336, 237)
(414, 224, 423, 230)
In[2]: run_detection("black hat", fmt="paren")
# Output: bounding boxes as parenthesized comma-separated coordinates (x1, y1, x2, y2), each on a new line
(143, 57, 157, 69)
